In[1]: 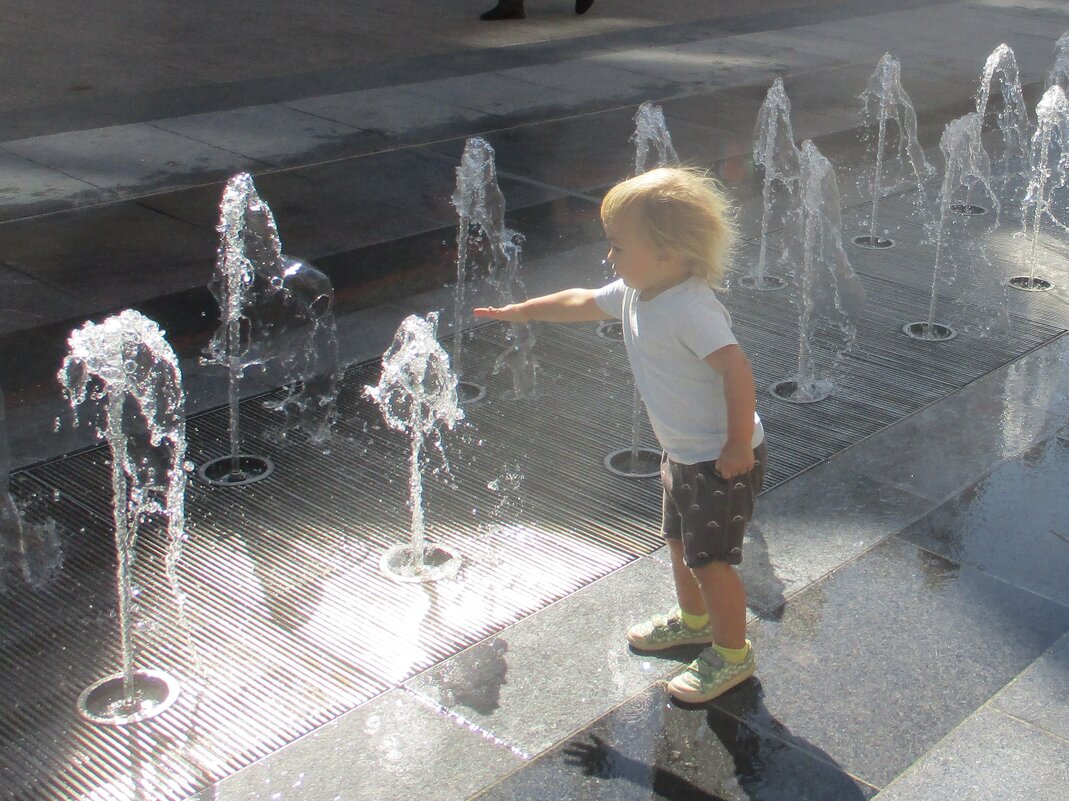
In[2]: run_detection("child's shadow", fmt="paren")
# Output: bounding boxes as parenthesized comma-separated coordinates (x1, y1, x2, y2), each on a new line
(565, 679, 867, 800)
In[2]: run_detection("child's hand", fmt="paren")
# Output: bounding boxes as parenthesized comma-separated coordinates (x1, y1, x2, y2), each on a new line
(473, 305, 530, 323)
(715, 439, 754, 480)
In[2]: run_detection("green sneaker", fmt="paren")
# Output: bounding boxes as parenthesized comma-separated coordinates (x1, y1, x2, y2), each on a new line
(666, 642, 756, 703)
(626, 610, 714, 651)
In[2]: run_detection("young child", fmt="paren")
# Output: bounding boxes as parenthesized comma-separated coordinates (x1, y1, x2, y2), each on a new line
(474, 166, 766, 703)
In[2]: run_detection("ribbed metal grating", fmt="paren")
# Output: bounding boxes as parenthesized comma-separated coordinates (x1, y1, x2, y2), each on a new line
(1, 186, 1066, 799)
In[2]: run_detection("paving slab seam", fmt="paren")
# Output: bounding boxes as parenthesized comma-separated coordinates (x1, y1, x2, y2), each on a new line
(983, 706, 1069, 747)
(872, 704, 1069, 799)
(402, 686, 534, 760)
(894, 531, 1069, 614)
(454, 676, 684, 801)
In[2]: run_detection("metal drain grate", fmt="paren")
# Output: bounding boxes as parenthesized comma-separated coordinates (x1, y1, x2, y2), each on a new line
(1, 202, 1065, 800)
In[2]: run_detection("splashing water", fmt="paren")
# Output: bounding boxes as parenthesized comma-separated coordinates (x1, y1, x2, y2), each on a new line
(203, 173, 339, 461)
(490, 240, 540, 400)
(975, 45, 1031, 193)
(858, 54, 935, 245)
(1049, 31, 1069, 92)
(452, 138, 507, 386)
(59, 310, 188, 709)
(364, 313, 464, 577)
(774, 140, 866, 401)
(450, 139, 538, 399)
(751, 78, 801, 287)
(632, 101, 679, 175)
(911, 113, 998, 339)
(602, 102, 679, 478)
(1017, 85, 1069, 288)
(0, 386, 61, 590)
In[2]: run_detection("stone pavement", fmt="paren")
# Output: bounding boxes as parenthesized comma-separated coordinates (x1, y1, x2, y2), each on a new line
(1, 1, 1068, 799)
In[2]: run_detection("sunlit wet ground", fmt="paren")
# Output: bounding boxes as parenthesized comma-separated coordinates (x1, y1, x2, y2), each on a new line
(2, 1, 1069, 799)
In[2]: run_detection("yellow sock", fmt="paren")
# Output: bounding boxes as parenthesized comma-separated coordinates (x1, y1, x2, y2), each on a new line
(678, 608, 709, 630)
(713, 641, 750, 664)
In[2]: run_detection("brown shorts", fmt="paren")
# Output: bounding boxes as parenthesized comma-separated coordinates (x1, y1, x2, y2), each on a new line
(661, 441, 767, 568)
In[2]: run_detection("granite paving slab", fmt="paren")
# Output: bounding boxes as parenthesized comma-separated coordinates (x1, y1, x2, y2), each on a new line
(283, 85, 492, 140)
(869, 707, 1069, 801)
(0, 201, 214, 312)
(710, 536, 1069, 788)
(497, 60, 673, 110)
(405, 557, 690, 757)
(402, 71, 580, 120)
(185, 689, 523, 801)
(474, 684, 878, 801)
(660, 88, 854, 151)
(462, 106, 643, 193)
(0, 262, 88, 336)
(4, 123, 267, 196)
(0, 148, 114, 222)
(151, 105, 380, 169)
(738, 456, 934, 616)
(896, 433, 1069, 608)
(991, 631, 1069, 742)
(139, 148, 462, 260)
(818, 368, 1066, 505)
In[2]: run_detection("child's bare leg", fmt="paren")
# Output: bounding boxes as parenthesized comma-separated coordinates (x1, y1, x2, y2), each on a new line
(667, 539, 707, 618)
(691, 561, 747, 650)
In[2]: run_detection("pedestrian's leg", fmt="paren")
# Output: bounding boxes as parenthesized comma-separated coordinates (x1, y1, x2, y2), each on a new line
(691, 561, 747, 650)
(667, 538, 707, 619)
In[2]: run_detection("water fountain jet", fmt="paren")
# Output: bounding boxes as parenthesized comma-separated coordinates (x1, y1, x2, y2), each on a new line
(604, 102, 675, 479)
(365, 313, 464, 582)
(964, 44, 1030, 216)
(1, 386, 61, 590)
(744, 79, 798, 290)
(769, 140, 866, 402)
(854, 54, 935, 249)
(198, 173, 340, 485)
(1011, 85, 1069, 292)
(59, 310, 187, 725)
(1049, 31, 1069, 93)
(905, 113, 997, 340)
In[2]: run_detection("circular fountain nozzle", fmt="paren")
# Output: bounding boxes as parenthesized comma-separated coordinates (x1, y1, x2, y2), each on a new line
(737, 275, 788, 291)
(1008, 276, 1054, 292)
(852, 235, 895, 249)
(380, 544, 462, 583)
(603, 447, 661, 478)
(950, 203, 988, 216)
(903, 322, 957, 341)
(196, 454, 275, 486)
(595, 321, 624, 340)
(77, 669, 180, 726)
(768, 379, 831, 404)
(457, 380, 487, 404)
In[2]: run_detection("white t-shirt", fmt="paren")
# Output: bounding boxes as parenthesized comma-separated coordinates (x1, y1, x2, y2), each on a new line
(594, 276, 764, 464)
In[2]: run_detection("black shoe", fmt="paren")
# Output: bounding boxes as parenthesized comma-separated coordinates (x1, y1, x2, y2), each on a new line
(480, 1, 525, 19)
(575, 0, 593, 13)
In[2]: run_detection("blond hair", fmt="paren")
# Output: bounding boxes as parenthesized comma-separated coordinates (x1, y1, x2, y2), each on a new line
(600, 166, 735, 290)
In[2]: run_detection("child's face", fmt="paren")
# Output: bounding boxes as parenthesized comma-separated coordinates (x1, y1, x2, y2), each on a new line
(604, 209, 688, 296)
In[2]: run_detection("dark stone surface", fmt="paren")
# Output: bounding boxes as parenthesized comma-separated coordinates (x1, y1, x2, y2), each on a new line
(897, 434, 1069, 607)
(476, 684, 878, 800)
(868, 707, 1069, 801)
(992, 632, 1069, 742)
(711, 536, 1069, 788)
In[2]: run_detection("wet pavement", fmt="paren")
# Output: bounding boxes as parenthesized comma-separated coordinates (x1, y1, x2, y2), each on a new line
(2, 0, 1069, 799)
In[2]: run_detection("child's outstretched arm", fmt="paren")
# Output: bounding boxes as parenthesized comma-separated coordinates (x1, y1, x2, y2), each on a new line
(474, 288, 608, 324)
